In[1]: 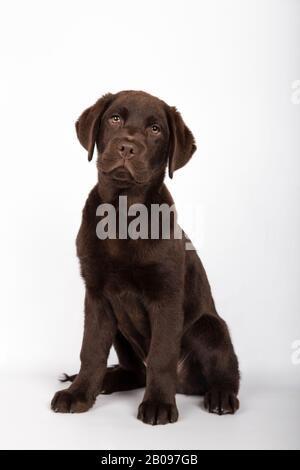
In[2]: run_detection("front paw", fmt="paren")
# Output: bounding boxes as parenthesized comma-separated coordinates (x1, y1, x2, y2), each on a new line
(137, 400, 178, 425)
(51, 389, 94, 413)
(204, 390, 239, 415)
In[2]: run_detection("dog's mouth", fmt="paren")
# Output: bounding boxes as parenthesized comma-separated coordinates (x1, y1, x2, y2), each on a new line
(101, 163, 149, 186)
(110, 167, 134, 182)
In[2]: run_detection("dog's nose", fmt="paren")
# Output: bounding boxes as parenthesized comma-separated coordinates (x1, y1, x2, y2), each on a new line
(117, 141, 137, 159)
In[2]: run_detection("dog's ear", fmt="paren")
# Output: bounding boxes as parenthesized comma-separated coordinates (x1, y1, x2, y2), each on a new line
(75, 93, 114, 161)
(167, 106, 196, 178)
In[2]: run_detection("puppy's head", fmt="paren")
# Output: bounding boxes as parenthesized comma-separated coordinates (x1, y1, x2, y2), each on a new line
(76, 90, 196, 187)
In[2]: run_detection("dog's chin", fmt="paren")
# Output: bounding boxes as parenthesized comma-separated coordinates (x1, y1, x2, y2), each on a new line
(102, 167, 150, 187)
(103, 168, 137, 187)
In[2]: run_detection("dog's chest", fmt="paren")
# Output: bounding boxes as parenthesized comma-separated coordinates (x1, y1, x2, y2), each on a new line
(105, 261, 165, 298)
(80, 238, 167, 300)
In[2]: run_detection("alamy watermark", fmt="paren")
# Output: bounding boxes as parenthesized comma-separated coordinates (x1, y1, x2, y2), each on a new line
(291, 80, 300, 104)
(95, 196, 203, 250)
(291, 339, 300, 366)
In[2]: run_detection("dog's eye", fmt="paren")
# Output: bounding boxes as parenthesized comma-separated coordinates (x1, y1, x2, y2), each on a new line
(109, 115, 121, 125)
(151, 124, 161, 134)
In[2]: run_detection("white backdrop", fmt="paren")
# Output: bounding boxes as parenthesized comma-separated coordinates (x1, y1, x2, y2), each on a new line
(0, 0, 299, 450)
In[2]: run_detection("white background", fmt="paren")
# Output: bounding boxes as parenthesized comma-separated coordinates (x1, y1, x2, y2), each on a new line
(0, 0, 299, 450)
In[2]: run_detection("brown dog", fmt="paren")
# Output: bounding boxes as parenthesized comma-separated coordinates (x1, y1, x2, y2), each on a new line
(51, 91, 240, 424)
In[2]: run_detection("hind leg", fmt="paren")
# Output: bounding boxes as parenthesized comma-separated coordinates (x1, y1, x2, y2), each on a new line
(101, 330, 146, 393)
(62, 330, 146, 394)
(183, 314, 240, 415)
(61, 366, 145, 394)
(100, 365, 145, 394)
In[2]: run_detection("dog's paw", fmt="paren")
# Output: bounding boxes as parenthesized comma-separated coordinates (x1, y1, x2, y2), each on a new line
(137, 400, 178, 425)
(51, 389, 94, 413)
(204, 390, 239, 415)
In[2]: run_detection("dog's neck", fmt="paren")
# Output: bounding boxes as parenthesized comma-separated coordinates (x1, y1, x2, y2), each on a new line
(97, 170, 166, 207)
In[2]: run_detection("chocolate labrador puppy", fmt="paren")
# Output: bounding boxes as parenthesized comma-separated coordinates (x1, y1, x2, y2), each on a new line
(51, 91, 240, 424)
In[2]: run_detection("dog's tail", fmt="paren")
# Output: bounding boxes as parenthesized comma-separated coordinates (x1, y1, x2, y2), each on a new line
(59, 373, 77, 383)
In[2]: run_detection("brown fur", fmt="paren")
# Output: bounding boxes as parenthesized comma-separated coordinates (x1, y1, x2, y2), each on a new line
(51, 90, 240, 424)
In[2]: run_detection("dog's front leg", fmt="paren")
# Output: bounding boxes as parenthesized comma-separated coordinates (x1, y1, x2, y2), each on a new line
(51, 291, 116, 413)
(137, 298, 183, 425)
